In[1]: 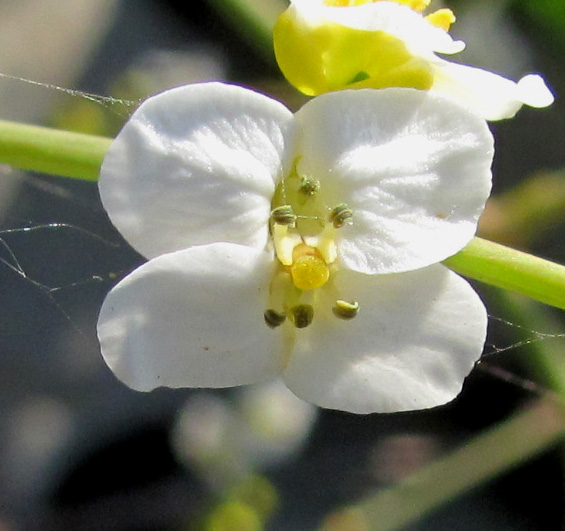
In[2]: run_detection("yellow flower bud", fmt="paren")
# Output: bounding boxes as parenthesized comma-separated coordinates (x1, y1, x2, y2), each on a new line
(273, 4, 434, 96)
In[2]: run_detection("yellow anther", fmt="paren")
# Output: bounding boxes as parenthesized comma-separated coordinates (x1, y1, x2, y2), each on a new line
(374, 0, 431, 12)
(425, 8, 456, 31)
(324, 0, 374, 6)
(289, 244, 330, 291)
(323, 0, 430, 9)
(332, 300, 360, 320)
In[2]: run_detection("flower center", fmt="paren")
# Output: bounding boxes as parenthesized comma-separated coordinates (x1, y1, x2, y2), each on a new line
(270, 159, 337, 275)
(264, 159, 359, 330)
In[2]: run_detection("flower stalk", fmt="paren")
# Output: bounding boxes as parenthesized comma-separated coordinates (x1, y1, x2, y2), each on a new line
(204, 0, 286, 65)
(0, 119, 111, 182)
(321, 398, 565, 530)
(444, 238, 565, 311)
(0, 118, 563, 311)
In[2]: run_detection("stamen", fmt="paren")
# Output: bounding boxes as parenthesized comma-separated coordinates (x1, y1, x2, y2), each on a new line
(299, 176, 320, 196)
(290, 244, 330, 290)
(425, 9, 456, 31)
(290, 304, 314, 328)
(322, 0, 432, 13)
(323, 0, 375, 6)
(391, 0, 431, 12)
(332, 300, 360, 320)
(329, 203, 353, 228)
(264, 309, 287, 328)
(271, 205, 297, 226)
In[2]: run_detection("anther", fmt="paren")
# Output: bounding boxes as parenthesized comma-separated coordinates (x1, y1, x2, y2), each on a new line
(271, 205, 297, 226)
(264, 309, 287, 328)
(290, 304, 314, 329)
(329, 203, 353, 228)
(299, 176, 320, 196)
(425, 8, 456, 31)
(332, 300, 360, 320)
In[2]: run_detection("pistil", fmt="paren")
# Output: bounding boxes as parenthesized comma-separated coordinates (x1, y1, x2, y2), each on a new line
(289, 244, 330, 291)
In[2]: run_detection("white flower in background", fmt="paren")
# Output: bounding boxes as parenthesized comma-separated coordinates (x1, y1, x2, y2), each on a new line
(97, 82, 493, 414)
(172, 380, 317, 484)
(273, 0, 554, 120)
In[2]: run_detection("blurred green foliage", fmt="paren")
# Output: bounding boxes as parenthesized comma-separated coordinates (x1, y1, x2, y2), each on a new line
(512, 0, 565, 53)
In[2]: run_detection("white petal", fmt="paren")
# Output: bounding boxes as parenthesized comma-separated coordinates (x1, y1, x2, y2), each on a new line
(292, 0, 464, 54)
(517, 74, 555, 108)
(295, 88, 493, 274)
(99, 83, 295, 259)
(283, 265, 487, 414)
(97, 243, 284, 390)
(431, 62, 554, 120)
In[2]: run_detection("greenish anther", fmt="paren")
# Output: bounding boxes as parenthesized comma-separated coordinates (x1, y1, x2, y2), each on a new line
(264, 309, 287, 328)
(299, 175, 320, 195)
(271, 205, 297, 226)
(329, 203, 353, 228)
(332, 300, 360, 320)
(271, 159, 326, 236)
(290, 304, 314, 329)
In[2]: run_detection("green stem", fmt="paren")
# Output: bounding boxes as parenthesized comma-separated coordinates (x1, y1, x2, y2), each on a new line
(203, 0, 286, 65)
(321, 399, 565, 531)
(0, 119, 111, 181)
(478, 172, 565, 248)
(444, 237, 565, 311)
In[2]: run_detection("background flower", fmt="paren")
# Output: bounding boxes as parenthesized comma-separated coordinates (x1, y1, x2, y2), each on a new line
(273, 0, 554, 119)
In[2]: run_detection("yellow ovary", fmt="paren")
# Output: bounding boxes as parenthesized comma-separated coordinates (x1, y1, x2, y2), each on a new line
(289, 246, 330, 291)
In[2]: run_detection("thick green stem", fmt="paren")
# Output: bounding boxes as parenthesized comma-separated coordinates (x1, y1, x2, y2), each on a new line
(444, 237, 565, 311)
(0, 119, 111, 181)
(322, 399, 565, 531)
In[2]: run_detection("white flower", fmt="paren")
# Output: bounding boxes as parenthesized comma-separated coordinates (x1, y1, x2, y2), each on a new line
(273, 0, 554, 120)
(172, 380, 317, 480)
(97, 82, 493, 414)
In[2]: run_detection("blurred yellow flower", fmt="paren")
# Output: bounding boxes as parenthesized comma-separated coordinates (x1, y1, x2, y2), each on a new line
(274, 0, 554, 120)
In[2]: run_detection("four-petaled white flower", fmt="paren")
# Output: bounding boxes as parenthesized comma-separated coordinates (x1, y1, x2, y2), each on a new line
(97, 82, 493, 414)
(274, 0, 554, 120)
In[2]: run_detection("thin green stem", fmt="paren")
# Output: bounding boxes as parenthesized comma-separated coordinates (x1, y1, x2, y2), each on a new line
(203, 0, 286, 65)
(444, 237, 565, 311)
(479, 172, 565, 248)
(0, 119, 111, 181)
(321, 399, 565, 531)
